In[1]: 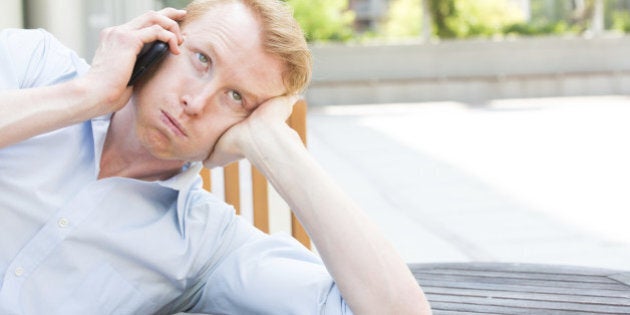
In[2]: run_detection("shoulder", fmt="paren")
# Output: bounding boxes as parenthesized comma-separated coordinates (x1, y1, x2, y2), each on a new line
(0, 28, 50, 46)
(0, 28, 89, 89)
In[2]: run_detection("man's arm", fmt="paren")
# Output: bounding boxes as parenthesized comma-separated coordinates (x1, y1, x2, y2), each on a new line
(0, 8, 186, 149)
(0, 80, 108, 148)
(205, 96, 432, 314)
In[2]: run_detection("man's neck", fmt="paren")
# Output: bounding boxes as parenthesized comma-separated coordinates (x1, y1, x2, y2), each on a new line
(98, 105, 184, 181)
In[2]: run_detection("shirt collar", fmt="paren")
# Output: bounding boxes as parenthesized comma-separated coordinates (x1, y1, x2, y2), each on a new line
(91, 113, 112, 178)
(156, 161, 203, 191)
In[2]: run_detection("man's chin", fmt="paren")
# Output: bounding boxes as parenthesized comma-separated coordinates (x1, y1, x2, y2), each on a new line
(147, 148, 189, 165)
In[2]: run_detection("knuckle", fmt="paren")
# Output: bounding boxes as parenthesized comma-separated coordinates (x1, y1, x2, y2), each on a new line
(111, 29, 129, 41)
(151, 24, 165, 32)
(99, 27, 126, 42)
(146, 10, 161, 21)
(99, 27, 114, 38)
(99, 27, 135, 47)
(164, 18, 178, 28)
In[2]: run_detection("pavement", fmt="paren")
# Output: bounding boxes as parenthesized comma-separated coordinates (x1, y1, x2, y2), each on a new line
(306, 95, 630, 271)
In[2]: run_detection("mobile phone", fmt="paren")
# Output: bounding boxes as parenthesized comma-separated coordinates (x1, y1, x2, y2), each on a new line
(127, 41, 169, 86)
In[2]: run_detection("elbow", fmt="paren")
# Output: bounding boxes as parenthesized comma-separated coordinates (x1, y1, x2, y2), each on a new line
(415, 291, 433, 315)
(394, 288, 433, 315)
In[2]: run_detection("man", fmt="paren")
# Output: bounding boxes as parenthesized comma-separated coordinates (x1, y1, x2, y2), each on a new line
(0, 0, 431, 314)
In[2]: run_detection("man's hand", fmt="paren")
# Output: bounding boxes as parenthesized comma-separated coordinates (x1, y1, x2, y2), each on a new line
(203, 94, 301, 169)
(0, 8, 186, 149)
(80, 7, 186, 117)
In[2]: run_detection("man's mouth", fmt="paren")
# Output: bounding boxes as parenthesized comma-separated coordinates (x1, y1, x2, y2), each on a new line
(160, 110, 188, 137)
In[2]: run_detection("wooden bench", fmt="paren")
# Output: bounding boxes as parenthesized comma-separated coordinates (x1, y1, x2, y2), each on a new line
(198, 98, 310, 249)
(410, 262, 630, 314)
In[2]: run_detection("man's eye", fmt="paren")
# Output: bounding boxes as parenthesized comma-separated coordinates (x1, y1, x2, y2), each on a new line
(197, 52, 209, 64)
(229, 90, 242, 102)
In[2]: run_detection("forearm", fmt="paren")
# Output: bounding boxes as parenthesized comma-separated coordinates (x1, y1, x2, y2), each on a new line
(0, 79, 103, 148)
(243, 123, 432, 314)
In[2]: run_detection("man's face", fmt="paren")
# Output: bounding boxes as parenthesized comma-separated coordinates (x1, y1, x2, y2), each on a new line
(132, 2, 286, 162)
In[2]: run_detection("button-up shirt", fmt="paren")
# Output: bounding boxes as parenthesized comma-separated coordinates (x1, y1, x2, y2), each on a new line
(0, 28, 350, 315)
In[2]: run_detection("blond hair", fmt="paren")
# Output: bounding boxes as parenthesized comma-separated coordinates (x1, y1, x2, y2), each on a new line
(181, 0, 312, 94)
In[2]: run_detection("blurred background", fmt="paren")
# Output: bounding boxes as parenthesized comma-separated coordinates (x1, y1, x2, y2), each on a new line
(2, 0, 630, 104)
(2, 0, 629, 270)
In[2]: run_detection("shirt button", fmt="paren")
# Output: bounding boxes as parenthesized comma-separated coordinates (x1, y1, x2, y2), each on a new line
(14, 267, 24, 277)
(58, 218, 69, 228)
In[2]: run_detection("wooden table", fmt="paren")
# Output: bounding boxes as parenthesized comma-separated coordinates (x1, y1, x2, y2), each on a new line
(409, 262, 630, 314)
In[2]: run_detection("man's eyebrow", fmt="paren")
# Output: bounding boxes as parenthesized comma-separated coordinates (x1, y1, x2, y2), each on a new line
(203, 42, 218, 62)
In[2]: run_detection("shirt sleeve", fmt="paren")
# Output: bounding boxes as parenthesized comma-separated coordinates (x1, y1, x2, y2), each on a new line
(187, 219, 353, 315)
(0, 28, 89, 91)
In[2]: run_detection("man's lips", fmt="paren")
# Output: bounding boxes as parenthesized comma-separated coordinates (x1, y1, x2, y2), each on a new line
(160, 110, 188, 137)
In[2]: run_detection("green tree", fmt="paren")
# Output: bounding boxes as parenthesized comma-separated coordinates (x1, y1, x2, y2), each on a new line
(428, 0, 525, 38)
(428, 0, 457, 38)
(605, 0, 630, 31)
(452, 0, 525, 37)
(504, 0, 606, 36)
(381, 0, 423, 39)
(285, 0, 355, 42)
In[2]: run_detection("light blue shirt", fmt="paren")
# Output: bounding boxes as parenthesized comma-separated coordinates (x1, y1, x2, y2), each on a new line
(0, 29, 351, 315)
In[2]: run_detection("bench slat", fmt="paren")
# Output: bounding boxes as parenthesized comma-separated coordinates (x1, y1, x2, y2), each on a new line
(410, 263, 630, 314)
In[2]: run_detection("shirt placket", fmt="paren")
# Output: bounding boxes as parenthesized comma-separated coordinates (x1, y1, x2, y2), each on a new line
(0, 180, 113, 313)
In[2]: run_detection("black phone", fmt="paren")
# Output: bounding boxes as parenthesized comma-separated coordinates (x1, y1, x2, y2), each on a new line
(127, 41, 169, 86)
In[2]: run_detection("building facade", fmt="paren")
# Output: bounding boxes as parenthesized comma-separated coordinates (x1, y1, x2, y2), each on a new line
(349, 0, 389, 32)
(1, 0, 163, 59)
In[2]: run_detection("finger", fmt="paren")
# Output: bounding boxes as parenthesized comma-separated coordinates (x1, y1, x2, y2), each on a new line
(158, 7, 187, 21)
(128, 9, 186, 44)
(137, 25, 182, 54)
(155, 8, 186, 44)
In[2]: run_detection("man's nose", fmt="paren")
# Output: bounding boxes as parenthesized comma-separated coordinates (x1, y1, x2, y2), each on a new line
(182, 83, 216, 116)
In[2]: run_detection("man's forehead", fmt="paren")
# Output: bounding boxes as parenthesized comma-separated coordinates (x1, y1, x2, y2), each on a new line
(181, 2, 263, 50)
(179, 2, 287, 105)
(182, 2, 256, 31)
